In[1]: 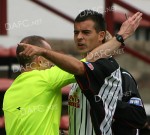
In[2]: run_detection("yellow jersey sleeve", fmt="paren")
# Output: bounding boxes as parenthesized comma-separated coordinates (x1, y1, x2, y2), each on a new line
(44, 58, 85, 90)
(44, 66, 75, 90)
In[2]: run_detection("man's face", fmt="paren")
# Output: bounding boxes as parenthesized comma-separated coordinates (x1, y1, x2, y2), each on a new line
(74, 20, 104, 56)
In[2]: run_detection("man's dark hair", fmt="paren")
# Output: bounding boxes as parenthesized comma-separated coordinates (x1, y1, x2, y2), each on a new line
(16, 35, 48, 67)
(75, 10, 107, 33)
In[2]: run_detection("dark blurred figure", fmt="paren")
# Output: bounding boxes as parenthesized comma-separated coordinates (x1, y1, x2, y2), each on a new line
(140, 115, 150, 135)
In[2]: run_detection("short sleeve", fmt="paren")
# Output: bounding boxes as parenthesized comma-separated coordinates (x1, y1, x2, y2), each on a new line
(44, 66, 75, 90)
(75, 58, 119, 91)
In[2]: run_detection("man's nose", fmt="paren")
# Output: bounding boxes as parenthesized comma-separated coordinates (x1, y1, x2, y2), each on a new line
(77, 32, 84, 40)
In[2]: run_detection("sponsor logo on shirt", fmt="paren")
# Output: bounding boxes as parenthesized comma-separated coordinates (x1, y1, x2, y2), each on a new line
(85, 62, 94, 70)
(128, 97, 143, 107)
(68, 92, 80, 108)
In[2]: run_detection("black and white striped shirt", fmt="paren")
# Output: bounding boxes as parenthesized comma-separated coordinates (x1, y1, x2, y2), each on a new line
(68, 58, 123, 135)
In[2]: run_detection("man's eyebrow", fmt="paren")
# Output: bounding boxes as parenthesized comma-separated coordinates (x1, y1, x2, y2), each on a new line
(82, 30, 91, 32)
(81, 30, 92, 33)
(74, 30, 79, 32)
(74, 29, 91, 33)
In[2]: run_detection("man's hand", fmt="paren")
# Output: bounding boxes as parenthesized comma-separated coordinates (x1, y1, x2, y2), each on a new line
(118, 12, 142, 40)
(18, 43, 46, 57)
(105, 30, 113, 42)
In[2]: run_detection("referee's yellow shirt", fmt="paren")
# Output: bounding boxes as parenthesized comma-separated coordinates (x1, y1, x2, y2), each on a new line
(3, 66, 75, 135)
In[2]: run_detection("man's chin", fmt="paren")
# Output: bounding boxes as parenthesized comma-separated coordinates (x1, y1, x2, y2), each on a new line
(79, 52, 89, 57)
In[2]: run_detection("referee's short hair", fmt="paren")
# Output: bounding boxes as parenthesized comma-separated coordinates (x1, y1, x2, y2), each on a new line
(16, 35, 49, 67)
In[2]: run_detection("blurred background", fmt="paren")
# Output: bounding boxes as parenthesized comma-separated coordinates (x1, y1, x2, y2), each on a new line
(0, 0, 150, 134)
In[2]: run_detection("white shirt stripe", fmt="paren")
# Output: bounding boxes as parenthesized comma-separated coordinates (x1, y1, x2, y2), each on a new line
(69, 67, 122, 135)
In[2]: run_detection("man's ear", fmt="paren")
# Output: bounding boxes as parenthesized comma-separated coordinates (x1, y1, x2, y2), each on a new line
(36, 56, 42, 66)
(98, 31, 106, 43)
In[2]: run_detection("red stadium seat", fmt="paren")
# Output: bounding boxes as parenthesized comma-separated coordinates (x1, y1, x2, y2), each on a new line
(0, 46, 10, 57)
(0, 79, 13, 130)
(0, 46, 12, 78)
(60, 115, 69, 130)
(0, 78, 13, 92)
(9, 46, 17, 57)
(0, 116, 5, 128)
(114, 12, 150, 28)
(114, 12, 126, 23)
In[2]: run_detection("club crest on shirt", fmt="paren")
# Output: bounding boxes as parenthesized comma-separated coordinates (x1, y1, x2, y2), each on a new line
(68, 92, 80, 108)
(85, 62, 94, 70)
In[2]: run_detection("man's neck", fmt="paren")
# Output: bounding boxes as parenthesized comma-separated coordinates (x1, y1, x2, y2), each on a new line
(20, 63, 39, 73)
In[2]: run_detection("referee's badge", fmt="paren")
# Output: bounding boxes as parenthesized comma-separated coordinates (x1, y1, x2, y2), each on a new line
(85, 62, 94, 70)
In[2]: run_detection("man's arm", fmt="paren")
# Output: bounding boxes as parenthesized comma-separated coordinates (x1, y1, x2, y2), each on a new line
(19, 45, 85, 75)
(114, 100, 147, 128)
(86, 12, 142, 62)
(114, 69, 147, 128)
(19, 12, 142, 75)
